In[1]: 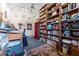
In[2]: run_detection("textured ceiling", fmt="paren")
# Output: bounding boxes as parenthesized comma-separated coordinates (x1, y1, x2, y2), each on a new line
(6, 3, 45, 20)
(7, 3, 45, 14)
(7, 3, 45, 10)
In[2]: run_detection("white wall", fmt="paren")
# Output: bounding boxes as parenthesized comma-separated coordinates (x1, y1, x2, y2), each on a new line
(6, 5, 36, 36)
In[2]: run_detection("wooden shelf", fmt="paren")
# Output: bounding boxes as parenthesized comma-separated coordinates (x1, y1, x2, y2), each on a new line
(52, 29, 59, 31)
(40, 12, 46, 17)
(61, 3, 68, 9)
(47, 11, 53, 15)
(40, 29, 46, 30)
(62, 8, 79, 15)
(47, 20, 59, 23)
(47, 29, 51, 31)
(51, 22, 59, 25)
(47, 29, 59, 31)
(62, 29, 79, 31)
(39, 4, 47, 14)
(48, 13, 59, 19)
(40, 4, 47, 11)
(61, 20, 79, 23)
(47, 38, 59, 43)
(40, 32, 46, 35)
(40, 25, 46, 27)
(39, 9, 46, 14)
(39, 3, 79, 56)
(61, 36, 79, 40)
(51, 35, 59, 37)
(47, 3, 56, 10)
(39, 20, 46, 23)
(40, 16, 46, 20)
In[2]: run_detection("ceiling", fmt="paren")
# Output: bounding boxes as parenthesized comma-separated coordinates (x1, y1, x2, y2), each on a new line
(5, 3, 45, 28)
(7, 3, 45, 10)
(7, 3, 45, 20)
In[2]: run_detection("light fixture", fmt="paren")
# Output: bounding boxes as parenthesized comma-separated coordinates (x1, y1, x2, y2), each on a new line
(24, 9, 27, 12)
(30, 4, 36, 13)
(30, 4, 35, 9)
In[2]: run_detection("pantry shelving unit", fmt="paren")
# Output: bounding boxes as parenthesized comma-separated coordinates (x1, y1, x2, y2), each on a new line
(47, 3, 61, 54)
(39, 3, 79, 56)
(39, 4, 48, 42)
(61, 3, 79, 56)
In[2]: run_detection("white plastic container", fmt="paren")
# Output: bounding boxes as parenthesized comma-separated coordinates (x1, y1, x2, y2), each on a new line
(62, 39, 71, 44)
(71, 40, 78, 46)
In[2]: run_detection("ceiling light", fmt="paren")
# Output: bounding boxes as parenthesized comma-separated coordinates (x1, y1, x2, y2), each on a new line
(31, 4, 35, 9)
(24, 9, 27, 12)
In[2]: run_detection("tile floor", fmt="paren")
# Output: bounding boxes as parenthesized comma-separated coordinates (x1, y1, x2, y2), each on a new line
(26, 36, 44, 50)
(24, 36, 58, 56)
